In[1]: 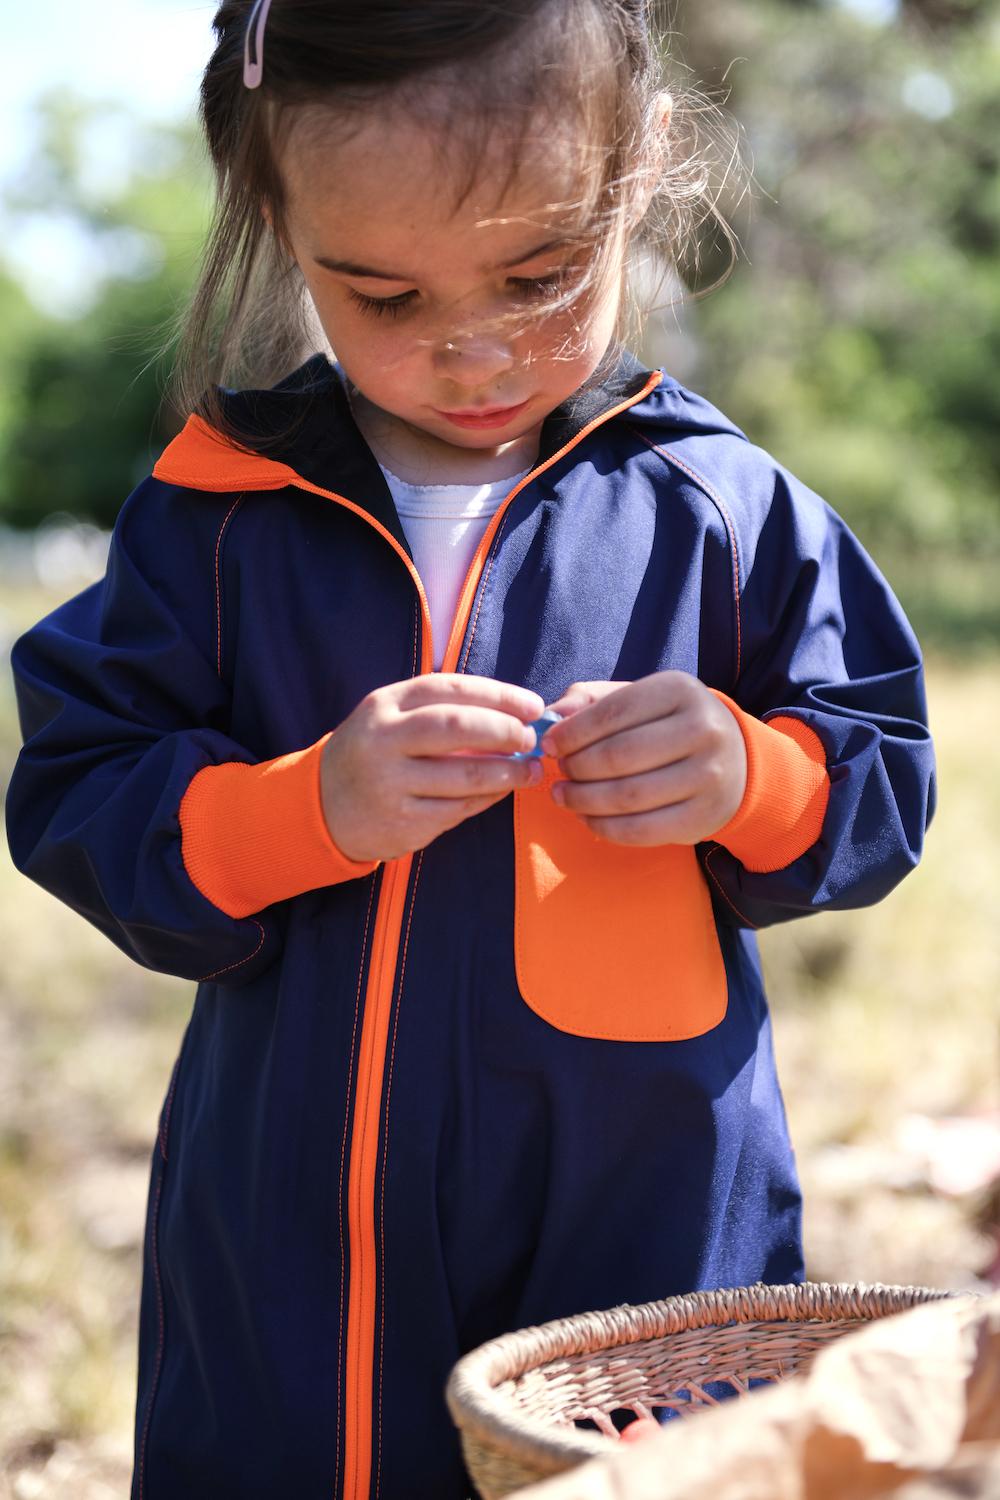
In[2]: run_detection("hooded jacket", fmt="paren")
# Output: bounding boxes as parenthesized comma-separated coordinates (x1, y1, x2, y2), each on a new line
(6, 353, 934, 1500)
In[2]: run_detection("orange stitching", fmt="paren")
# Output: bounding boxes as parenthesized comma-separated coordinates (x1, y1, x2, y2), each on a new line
(374, 851, 424, 1500)
(214, 496, 244, 679)
(137, 1169, 165, 1500)
(629, 429, 743, 684)
(411, 597, 418, 680)
(196, 918, 266, 981)
(157, 1047, 184, 1163)
(704, 846, 758, 929)
(335, 874, 377, 1500)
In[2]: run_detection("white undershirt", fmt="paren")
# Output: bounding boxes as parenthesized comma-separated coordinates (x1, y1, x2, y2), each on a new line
(378, 463, 529, 670)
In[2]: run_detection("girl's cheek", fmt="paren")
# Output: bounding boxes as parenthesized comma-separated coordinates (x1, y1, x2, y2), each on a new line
(346, 323, 413, 373)
(515, 320, 564, 367)
(381, 338, 424, 377)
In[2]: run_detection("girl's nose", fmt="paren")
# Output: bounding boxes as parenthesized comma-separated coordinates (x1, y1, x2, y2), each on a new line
(432, 334, 516, 387)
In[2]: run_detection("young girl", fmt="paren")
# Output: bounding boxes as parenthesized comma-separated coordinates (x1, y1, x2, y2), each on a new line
(6, 1, 935, 1496)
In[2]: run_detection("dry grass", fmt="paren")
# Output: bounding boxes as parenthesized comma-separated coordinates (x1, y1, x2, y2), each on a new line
(767, 656, 1000, 1290)
(1, 581, 997, 1498)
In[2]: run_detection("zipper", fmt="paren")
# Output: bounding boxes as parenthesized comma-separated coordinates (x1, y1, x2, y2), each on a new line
(438, 371, 663, 673)
(342, 854, 409, 1500)
(160, 368, 663, 1497)
(335, 369, 663, 1499)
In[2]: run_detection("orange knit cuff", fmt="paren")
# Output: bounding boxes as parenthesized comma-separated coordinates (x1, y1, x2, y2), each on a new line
(178, 733, 379, 918)
(710, 692, 830, 873)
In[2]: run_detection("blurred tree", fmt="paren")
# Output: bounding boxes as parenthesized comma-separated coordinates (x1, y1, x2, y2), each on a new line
(0, 93, 210, 530)
(1, 12, 998, 641)
(0, 269, 46, 491)
(664, 0, 1000, 638)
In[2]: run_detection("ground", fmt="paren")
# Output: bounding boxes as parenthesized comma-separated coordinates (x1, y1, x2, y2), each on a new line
(1, 580, 996, 1498)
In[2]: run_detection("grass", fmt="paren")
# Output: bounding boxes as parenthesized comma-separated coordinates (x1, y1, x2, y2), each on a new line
(765, 653, 1000, 1288)
(1, 579, 997, 1496)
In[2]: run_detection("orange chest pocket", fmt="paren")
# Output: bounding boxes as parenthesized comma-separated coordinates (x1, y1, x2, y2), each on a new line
(513, 771, 728, 1043)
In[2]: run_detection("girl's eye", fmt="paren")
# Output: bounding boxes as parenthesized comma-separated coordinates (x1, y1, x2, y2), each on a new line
(508, 273, 565, 301)
(348, 288, 419, 319)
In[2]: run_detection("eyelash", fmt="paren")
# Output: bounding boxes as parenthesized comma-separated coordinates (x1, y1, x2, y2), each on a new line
(511, 273, 566, 301)
(348, 273, 567, 320)
(348, 289, 418, 319)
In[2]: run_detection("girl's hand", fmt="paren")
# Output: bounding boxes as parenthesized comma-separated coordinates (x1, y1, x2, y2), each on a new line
(320, 674, 545, 862)
(542, 672, 747, 847)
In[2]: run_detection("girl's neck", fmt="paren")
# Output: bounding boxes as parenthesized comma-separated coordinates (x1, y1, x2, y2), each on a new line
(346, 385, 541, 488)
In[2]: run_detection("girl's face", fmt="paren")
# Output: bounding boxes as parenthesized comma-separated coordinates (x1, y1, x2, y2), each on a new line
(275, 105, 625, 480)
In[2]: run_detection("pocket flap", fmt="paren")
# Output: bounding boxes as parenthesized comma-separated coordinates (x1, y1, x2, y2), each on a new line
(514, 776, 728, 1042)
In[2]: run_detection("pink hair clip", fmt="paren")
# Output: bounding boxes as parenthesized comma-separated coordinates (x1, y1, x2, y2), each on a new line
(243, 0, 274, 89)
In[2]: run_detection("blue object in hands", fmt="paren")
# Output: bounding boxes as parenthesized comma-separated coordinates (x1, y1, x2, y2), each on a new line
(510, 709, 563, 760)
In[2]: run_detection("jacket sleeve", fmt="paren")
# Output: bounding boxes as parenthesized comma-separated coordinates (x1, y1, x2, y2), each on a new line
(699, 460, 935, 929)
(5, 478, 376, 985)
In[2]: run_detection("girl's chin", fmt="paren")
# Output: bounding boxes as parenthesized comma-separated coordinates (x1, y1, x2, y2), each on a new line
(387, 413, 543, 483)
(351, 389, 543, 479)
(426, 422, 532, 452)
(426, 419, 544, 465)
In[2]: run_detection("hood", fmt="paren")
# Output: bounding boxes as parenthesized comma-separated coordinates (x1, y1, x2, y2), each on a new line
(623, 368, 748, 444)
(153, 349, 747, 512)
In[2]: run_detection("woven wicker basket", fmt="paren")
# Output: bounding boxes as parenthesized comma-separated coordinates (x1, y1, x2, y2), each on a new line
(445, 1280, 954, 1499)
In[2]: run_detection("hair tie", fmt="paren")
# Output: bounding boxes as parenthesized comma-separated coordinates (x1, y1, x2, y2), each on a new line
(243, 0, 273, 89)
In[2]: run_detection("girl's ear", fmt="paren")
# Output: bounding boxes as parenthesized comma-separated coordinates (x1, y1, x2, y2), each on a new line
(656, 93, 674, 181)
(260, 201, 293, 257)
(637, 91, 673, 218)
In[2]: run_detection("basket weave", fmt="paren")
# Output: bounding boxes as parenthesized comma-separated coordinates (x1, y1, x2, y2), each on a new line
(445, 1280, 953, 1499)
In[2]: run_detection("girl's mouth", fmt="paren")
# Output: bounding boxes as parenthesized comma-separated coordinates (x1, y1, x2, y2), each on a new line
(434, 400, 531, 430)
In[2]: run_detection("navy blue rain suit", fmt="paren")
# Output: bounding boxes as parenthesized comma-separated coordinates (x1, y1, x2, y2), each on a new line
(6, 354, 935, 1498)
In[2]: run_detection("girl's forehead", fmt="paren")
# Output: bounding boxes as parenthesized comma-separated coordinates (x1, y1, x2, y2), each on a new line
(277, 103, 597, 261)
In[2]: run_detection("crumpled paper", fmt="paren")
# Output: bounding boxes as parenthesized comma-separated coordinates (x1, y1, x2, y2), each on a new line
(514, 1292, 1000, 1500)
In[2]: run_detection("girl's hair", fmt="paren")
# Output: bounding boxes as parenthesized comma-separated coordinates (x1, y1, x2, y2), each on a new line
(165, 0, 746, 449)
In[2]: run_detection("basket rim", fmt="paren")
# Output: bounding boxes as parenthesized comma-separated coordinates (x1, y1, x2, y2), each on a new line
(444, 1279, 957, 1470)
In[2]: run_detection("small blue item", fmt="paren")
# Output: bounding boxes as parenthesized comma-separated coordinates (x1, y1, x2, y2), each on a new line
(511, 709, 563, 760)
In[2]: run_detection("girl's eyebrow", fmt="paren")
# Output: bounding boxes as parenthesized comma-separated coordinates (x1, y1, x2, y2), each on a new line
(312, 237, 572, 282)
(501, 236, 575, 269)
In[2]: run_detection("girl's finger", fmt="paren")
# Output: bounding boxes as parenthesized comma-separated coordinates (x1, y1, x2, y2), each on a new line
(409, 789, 521, 833)
(544, 672, 689, 758)
(581, 799, 714, 848)
(553, 760, 700, 817)
(545, 681, 623, 719)
(399, 703, 538, 757)
(409, 753, 542, 798)
(397, 673, 544, 723)
(557, 715, 701, 783)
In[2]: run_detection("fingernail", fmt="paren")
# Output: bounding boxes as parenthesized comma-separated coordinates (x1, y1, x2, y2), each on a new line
(551, 781, 565, 805)
(527, 760, 543, 785)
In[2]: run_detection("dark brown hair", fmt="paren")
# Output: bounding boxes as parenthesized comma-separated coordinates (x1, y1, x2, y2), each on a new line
(164, 0, 745, 447)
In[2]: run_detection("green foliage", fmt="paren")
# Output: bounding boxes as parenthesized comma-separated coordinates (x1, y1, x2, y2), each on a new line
(0, 95, 211, 530)
(3, 283, 180, 532)
(668, 0, 1000, 639)
(1, 10, 999, 642)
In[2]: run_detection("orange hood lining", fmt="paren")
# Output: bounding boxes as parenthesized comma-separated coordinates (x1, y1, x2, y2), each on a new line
(153, 415, 301, 493)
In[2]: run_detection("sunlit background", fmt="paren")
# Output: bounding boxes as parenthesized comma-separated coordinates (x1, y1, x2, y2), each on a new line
(1, 1, 998, 1495)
